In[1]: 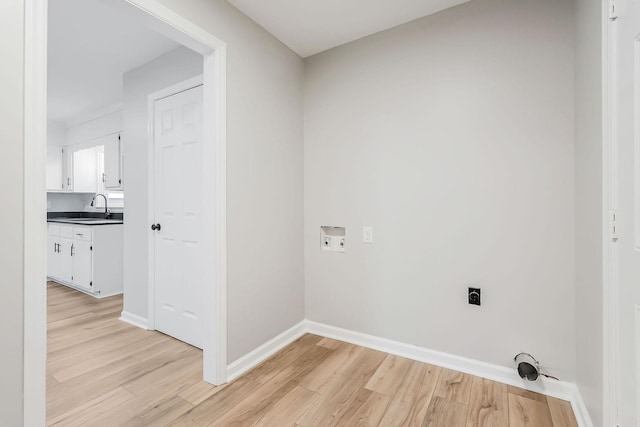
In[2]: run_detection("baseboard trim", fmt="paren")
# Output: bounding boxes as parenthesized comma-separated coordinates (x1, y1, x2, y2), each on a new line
(119, 311, 149, 330)
(305, 320, 593, 427)
(226, 320, 307, 382)
(569, 386, 593, 427)
(222, 319, 592, 426)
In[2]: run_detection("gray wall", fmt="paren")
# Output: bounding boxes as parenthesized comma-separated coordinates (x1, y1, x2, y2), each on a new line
(304, 0, 577, 380)
(0, 1, 24, 425)
(573, 0, 603, 423)
(122, 46, 203, 319)
(131, 0, 306, 363)
(2, 0, 605, 423)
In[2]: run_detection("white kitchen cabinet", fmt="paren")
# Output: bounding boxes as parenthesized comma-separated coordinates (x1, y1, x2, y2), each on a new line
(47, 233, 60, 278)
(63, 147, 73, 191)
(72, 239, 92, 290)
(70, 227, 92, 290)
(72, 146, 99, 193)
(48, 224, 73, 282)
(47, 223, 123, 297)
(104, 133, 122, 189)
(59, 236, 73, 283)
(68, 133, 122, 193)
(47, 146, 74, 191)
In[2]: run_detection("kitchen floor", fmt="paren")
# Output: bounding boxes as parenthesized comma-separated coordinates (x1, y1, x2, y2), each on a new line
(46, 282, 578, 426)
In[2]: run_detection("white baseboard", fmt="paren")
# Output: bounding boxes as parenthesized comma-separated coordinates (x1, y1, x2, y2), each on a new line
(305, 320, 593, 427)
(226, 320, 307, 381)
(569, 387, 593, 427)
(119, 311, 149, 330)
(222, 319, 592, 426)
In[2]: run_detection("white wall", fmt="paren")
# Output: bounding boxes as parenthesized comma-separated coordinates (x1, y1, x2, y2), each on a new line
(46, 192, 94, 212)
(66, 108, 122, 145)
(0, 1, 24, 425)
(151, 0, 306, 363)
(47, 120, 66, 146)
(304, 0, 577, 380)
(573, 0, 603, 423)
(122, 46, 203, 318)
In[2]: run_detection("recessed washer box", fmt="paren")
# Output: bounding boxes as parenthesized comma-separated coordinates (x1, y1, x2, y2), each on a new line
(320, 226, 345, 252)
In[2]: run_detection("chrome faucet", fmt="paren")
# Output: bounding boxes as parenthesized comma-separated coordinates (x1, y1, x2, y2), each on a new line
(91, 193, 111, 218)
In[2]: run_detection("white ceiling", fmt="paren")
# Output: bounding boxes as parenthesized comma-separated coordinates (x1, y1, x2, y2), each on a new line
(226, 0, 471, 57)
(48, 0, 470, 122)
(48, 0, 180, 123)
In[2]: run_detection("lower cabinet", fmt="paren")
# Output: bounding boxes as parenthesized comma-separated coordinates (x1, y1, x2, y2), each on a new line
(47, 223, 123, 298)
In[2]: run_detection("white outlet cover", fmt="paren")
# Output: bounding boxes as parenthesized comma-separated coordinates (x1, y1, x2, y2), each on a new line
(363, 226, 373, 243)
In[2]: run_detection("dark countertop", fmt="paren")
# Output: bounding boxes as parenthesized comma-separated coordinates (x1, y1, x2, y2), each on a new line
(47, 211, 124, 226)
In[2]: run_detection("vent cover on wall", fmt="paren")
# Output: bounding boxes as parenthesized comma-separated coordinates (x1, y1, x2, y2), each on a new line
(514, 352, 540, 381)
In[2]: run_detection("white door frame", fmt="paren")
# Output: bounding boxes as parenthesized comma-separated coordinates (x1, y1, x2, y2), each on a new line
(24, 0, 48, 424)
(602, 1, 619, 426)
(24, 0, 228, 423)
(146, 74, 204, 332)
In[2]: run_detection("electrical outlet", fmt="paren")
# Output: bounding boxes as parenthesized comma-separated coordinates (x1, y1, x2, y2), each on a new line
(363, 226, 373, 243)
(323, 236, 332, 248)
(468, 287, 481, 306)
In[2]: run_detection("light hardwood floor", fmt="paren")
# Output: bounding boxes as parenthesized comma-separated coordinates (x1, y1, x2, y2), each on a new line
(47, 281, 578, 426)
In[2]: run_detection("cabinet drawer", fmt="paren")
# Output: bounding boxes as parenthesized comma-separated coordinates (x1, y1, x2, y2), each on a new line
(47, 223, 60, 237)
(72, 227, 92, 241)
(59, 225, 74, 239)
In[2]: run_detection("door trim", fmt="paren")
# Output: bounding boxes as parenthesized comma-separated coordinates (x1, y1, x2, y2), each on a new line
(24, 0, 48, 424)
(603, 1, 619, 425)
(23, 1, 228, 422)
(147, 75, 203, 332)
(121, 0, 228, 386)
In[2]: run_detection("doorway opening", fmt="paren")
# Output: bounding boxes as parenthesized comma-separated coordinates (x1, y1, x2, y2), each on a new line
(25, 0, 228, 422)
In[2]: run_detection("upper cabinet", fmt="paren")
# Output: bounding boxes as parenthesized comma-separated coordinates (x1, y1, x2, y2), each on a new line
(46, 121, 68, 191)
(46, 146, 64, 191)
(72, 145, 99, 193)
(103, 133, 122, 189)
(69, 133, 123, 193)
(47, 109, 124, 193)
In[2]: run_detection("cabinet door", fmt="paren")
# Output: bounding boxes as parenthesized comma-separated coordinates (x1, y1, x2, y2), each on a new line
(72, 146, 98, 193)
(46, 146, 63, 190)
(104, 134, 121, 189)
(72, 240, 93, 290)
(58, 237, 74, 283)
(47, 235, 59, 278)
(63, 147, 73, 190)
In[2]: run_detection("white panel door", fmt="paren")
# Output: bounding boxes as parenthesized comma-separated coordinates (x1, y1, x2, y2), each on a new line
(153, 85, 204, 349)
(614, 2, 640, 425)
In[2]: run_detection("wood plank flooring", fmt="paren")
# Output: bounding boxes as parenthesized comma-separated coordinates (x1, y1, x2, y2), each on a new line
(47, 282, 578, 426)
